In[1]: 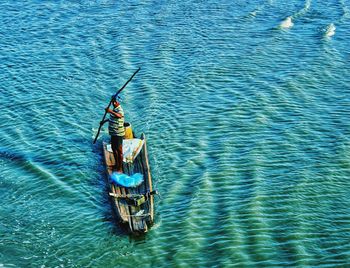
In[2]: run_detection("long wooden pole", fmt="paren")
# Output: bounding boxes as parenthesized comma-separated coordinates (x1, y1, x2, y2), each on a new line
(93, 67, 141, 144)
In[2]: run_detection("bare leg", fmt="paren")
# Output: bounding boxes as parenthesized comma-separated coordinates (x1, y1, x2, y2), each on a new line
(116, 143, 123, 172)
(111, 136, 119, 172)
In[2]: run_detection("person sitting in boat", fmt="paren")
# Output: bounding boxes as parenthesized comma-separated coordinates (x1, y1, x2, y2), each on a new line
(105, 97, 125, 173)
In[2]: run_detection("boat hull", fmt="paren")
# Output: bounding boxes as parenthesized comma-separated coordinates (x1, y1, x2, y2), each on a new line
(103, 133, 154, 233)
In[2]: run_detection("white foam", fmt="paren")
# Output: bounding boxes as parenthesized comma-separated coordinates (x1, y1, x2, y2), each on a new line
(280, 16, 294, 29)
(250, 10, 257, 17)
(325, 23, 336, 37)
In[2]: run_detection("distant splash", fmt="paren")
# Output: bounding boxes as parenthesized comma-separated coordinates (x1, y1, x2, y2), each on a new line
(324, 23, 336, 38)
(279, 16, 294, 29)
(278, 0, 311, 29)
(249, 10, 258, 17)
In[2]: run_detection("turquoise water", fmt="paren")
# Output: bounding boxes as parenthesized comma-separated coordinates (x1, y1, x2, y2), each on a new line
(1, 0, 350, 267)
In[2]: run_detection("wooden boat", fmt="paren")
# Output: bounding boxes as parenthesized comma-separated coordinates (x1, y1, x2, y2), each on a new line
(103, 130, 155, 233)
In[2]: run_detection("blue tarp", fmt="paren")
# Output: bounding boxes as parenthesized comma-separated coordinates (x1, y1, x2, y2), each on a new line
(110, 172, 144, 188)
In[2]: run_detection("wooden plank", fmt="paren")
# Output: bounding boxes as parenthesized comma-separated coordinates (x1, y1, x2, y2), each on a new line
(137, 147, 151, 223)
(134, 156, 149, 230)
(124, 136, 151, 231)
(122, 162, 135, 232)
(103, 142, 129, 223)
(106, 146, 128, 222)
(126, 161, 146, 232)
(140, 134, 154, 223)
(120, 162, 135, 232)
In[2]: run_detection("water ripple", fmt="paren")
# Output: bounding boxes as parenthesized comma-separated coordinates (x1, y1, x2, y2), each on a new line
(1, 0, 350, 267)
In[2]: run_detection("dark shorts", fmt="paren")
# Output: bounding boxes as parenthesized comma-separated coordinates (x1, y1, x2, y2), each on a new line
(111, 135, 123, 152)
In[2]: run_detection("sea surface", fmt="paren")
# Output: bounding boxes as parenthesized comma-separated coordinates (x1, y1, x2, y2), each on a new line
(1, 0, 350, 267)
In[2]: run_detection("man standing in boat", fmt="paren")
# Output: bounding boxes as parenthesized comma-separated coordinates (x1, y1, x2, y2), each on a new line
(105, 97, 125, 173)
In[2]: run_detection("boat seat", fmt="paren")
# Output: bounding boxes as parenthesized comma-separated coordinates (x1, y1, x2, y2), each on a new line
(109, 192, 147, 206)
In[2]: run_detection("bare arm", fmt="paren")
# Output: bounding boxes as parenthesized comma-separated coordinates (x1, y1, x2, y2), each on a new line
(105, 108, 123, 118)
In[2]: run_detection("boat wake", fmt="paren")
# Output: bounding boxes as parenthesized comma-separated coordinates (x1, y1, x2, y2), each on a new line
(339, 0, 350, 22)
(293, 0, 311, 18)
